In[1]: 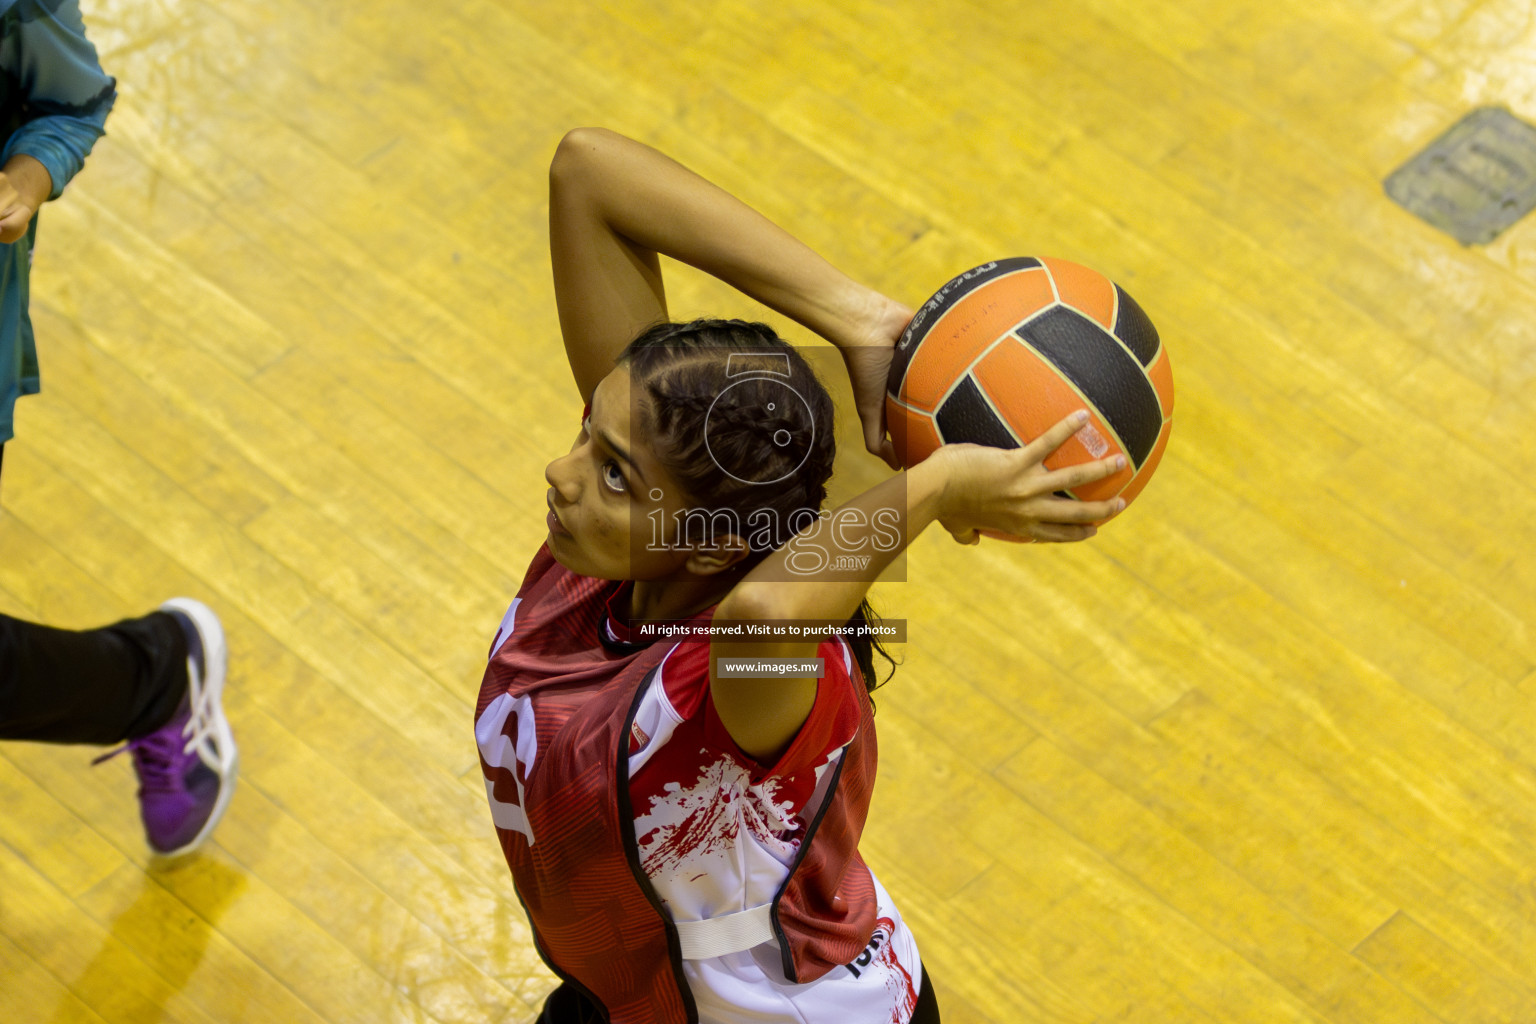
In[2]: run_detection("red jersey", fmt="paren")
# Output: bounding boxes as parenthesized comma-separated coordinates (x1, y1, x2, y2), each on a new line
(474, 544, 921, 1023)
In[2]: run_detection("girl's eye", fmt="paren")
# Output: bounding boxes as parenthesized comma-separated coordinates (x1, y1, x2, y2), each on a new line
(582, 416, 627, 493)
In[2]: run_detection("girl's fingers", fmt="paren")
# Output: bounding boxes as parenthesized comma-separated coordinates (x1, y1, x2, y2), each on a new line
(1032, 522, 1099, 543)
(941, 423, 1128, 543)
(941, 518, 981, 545)
(1024, 410, 1092, 461)
(1040, 453, 1127, 492)
(1035, 496, 1123, 523)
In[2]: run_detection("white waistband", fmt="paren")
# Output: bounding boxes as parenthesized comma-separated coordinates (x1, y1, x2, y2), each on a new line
(672, 903, 776, 960)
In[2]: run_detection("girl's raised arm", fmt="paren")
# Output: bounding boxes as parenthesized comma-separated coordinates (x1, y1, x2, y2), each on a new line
(548, 127, 899, 407)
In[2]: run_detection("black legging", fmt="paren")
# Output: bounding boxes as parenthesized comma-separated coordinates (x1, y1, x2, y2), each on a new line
(538, 964, 941, 1023)
(911, 966, 941, 1023)
(0, 611, 189, 744)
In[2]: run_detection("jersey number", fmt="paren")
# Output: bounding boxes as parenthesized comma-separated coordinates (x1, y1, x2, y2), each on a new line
(475, 693, 539, 847)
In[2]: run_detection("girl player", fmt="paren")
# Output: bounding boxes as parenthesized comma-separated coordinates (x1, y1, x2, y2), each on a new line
(474, 128, 1126, 1024)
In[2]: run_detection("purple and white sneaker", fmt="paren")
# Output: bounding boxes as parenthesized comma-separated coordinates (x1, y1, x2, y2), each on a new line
(97, 598, 238, 856)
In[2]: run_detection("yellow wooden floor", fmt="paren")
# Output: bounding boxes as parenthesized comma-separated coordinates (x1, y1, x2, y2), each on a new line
(3, 0, 1535, 1020)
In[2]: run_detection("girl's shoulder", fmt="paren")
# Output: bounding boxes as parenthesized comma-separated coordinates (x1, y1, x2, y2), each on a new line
(642, 638, 865, 781)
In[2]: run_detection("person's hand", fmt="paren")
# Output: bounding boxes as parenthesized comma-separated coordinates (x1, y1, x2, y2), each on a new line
(932, 410, 1126, 545)
(0, 173, 36, 244)
(836, 288, 913, 471)
(0, 159, 48, 245)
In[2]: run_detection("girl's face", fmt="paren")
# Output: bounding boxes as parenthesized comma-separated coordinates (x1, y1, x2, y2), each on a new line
(544, 366, 709, 581)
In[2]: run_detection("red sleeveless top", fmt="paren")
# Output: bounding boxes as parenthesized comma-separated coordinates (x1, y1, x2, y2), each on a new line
(474, 544, 879, 1023)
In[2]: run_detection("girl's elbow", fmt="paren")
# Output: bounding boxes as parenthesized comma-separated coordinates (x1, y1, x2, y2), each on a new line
(549, 127, 619, 187)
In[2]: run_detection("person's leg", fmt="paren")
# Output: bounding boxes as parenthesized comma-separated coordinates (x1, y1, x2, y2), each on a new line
(0, 600, 239, 856)
(909, 963, 942, 1024)
(0, 611, 188, 744)
(538, 983, 607, 1024)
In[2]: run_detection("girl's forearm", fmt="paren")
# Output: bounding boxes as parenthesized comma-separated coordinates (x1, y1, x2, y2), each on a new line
(552, 128, 877, 348)
(718, 454, 952, 628)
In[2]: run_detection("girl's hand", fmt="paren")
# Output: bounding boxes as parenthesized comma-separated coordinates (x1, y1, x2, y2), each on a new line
(836, 288, 914, 471)
(933, 411, 1126, 544)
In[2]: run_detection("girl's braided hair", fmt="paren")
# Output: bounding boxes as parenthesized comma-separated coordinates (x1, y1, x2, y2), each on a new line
(619, 319, 896, 695)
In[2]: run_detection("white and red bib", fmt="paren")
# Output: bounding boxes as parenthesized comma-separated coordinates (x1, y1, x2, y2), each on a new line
(474, 544, 921, 1023)
(626, 640, 920, 1021)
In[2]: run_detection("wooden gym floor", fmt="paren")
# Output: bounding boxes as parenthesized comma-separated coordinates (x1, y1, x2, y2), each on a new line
(3, 0, 1535, 1021)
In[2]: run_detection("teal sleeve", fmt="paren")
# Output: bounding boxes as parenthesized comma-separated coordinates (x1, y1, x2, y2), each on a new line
(0, 0, 115, 199)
